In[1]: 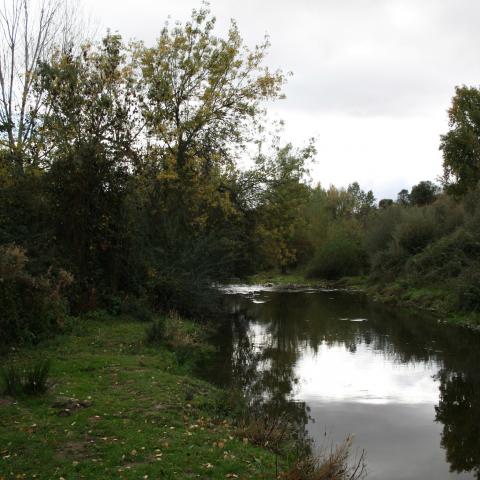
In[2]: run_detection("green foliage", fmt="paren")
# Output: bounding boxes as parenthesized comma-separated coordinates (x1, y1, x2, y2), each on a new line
(307, 227, 367, 280)
(1, 359, 51, 396)
(347, 181, 376, 218)
(394, 209, 436, 254)
(1, 364, 21, 396)
(378, 198, 393, 209)
(5, 3, 480, 339)
(298, 182, 375, 280)
(118, 296, 153, 322)
(0, 7, 294, 340)
(365, 183, 480, 315)
(404, 227, 479, 281)
(455, 267, 480, 312)
(145, 318, 166, 344)
(37, 34, 140, 306)
(251, 143, 315, 271)
(0, 244, 73, 344)
(370, 242, 409, 282)
(397, 189, 410, 206)
(409, 181, 440, 206)
(364, 205, 404, 256)
(440, 85, 480, 195)
(22, 359, 51, 395)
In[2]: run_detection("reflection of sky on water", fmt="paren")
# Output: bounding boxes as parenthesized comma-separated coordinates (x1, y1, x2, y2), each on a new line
(248, 321, 441, 405)
(294, 342, 440, 404)
(307, 402, 473, 480)
(242, 320, 474, 478)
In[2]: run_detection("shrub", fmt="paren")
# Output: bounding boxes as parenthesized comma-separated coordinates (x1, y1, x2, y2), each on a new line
(1, 364, 22, 396)
(283, 436, 366, 480)
(456, 266, 480, 312)
(145, 318, 166, 344)
(369, 241, 409, 281)
(394, 209, 436, 254)
(23, 360, 51, 395)
(307, 236, 366, 280)
(404, 228, 478, 281)
(430, 195, 464, 237)
(1, 359, 51, 396)
(364, 205, 404, 257)
(0, 244, 73, 344)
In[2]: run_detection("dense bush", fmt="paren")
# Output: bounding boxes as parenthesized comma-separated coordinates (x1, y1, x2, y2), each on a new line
(145, 318, 166, 344)
(370, 241, 409, 282)
(394, 209, 436, 254)
(404, 228, 480, 281)
(307, 234, 367, 280)
(430, 195, 464, 236)
(364, 205, 404, 256)
(456, 266, 480, 312)
(0, 244, 73, 344)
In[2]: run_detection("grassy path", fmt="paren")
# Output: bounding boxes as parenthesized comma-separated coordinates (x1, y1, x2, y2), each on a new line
(0, 317, 278, 479)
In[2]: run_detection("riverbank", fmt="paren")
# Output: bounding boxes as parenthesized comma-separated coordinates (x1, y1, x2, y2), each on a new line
(0, 315, 280, 479)
(247, 272, 480, 329)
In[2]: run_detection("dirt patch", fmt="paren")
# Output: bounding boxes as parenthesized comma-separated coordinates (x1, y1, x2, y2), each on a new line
(0, 397, 14, 407)
(54, 439, 94, 461)
(52, 396, 92, 416)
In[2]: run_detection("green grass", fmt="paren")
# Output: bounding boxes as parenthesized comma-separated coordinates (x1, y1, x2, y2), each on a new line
(0, 315, 281, 479)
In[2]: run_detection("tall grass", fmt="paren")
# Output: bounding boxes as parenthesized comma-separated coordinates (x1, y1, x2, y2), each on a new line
(283, 436, 366, 480)
(1, 359, 51, 396)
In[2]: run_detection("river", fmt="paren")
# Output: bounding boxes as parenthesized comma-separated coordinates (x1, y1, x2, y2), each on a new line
(203, 286, 480, 480)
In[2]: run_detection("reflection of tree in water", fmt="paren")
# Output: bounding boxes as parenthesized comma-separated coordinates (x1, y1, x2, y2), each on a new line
(229, 307, 312, 454)
(435, 369, 480, 479)
(210, 291, 480, 477)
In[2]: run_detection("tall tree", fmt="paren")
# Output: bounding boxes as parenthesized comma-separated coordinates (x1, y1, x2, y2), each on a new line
(0, 0, 81, 169)
(36, 34, 141, 300)
(252, 142, 315, 271)
(440, 85, 480, 195)
(397, 188, 410, 206)
(409, 180, 439, 206)
(137, 7, 285, 176)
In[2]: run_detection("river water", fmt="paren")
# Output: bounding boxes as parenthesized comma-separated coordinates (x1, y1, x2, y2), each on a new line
(204, 286, 480, 480)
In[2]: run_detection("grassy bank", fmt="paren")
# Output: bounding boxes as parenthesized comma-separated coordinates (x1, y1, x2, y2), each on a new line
(0, 315, 280, 479)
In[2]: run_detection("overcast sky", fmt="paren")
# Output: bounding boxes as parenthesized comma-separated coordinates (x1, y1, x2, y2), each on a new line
(83, 0, 480, 199)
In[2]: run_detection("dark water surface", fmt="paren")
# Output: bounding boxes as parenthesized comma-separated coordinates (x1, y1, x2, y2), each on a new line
(204, 286, 480, 480)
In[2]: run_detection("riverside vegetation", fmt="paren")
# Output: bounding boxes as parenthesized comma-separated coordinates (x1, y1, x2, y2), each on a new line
(1, 1, 480, 478)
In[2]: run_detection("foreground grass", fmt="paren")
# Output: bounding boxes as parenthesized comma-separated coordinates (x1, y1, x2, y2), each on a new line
(0, 316, 280, 479)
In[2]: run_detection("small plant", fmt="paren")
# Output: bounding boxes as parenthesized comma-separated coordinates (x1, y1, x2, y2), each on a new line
(145, 318, 166, 344)
(23, 359, 51, 395)
(1, 359, 51, 396)
(1, 364, 22, 396)
(282, 436, 366, 480)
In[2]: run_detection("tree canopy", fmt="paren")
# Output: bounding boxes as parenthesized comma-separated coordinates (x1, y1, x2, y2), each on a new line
(440, 85, 480, 195)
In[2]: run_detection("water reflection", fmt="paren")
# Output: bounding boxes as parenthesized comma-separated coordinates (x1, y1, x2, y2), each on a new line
(205, 289, 480, 479)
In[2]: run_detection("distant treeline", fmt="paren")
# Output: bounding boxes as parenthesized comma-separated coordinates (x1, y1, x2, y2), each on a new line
(1, 5, 479, 342)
